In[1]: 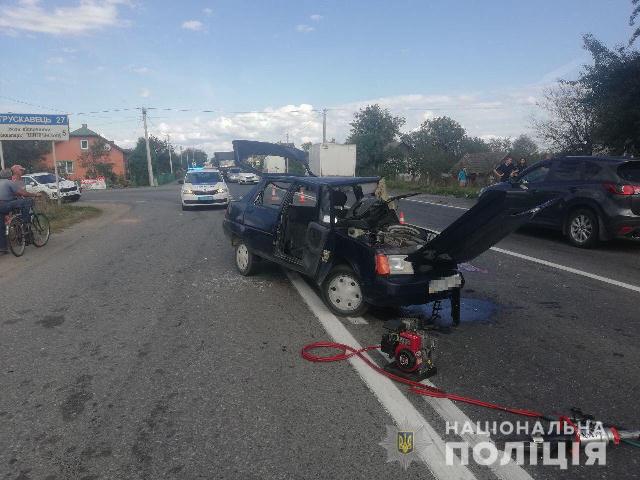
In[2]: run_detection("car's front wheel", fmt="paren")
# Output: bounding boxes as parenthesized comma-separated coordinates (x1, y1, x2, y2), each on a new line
(567, 208, 599, 248)
(322, 265, 368, 317)
(235, 241, 257, 276)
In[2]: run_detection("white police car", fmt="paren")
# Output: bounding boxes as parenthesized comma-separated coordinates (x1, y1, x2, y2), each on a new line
(180, 168, 229, 210)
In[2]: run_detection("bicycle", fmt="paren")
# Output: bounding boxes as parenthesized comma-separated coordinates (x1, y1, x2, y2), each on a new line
(4, 205, 51, 257)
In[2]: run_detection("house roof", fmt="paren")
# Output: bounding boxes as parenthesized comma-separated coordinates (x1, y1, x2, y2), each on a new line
(68, 123, 123, 152)
(70, 124, 101, 137)
(454, 152, 506, 175)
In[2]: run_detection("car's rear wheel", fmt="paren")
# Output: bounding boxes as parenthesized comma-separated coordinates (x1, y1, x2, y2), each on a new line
(567, 208, 599, 248)
(235, 241, 257, 276)
(322, 265, 368, 317)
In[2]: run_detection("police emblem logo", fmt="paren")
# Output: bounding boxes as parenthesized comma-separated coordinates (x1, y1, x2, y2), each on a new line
(379, 419, 432, 470)
(397, 431, 414, 455)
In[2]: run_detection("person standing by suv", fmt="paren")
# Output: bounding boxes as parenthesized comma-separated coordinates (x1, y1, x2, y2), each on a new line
(494, 157, 516, 183)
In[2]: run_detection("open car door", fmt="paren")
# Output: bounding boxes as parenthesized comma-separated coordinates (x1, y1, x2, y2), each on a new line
(301, 222, 331, 277)
(407, 190, 556, 266)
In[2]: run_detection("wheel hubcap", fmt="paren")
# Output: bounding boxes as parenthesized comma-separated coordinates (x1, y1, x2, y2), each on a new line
(236, 244, 249, 271)
(327, 274, 362, 312)
(570, 215, 593, 243)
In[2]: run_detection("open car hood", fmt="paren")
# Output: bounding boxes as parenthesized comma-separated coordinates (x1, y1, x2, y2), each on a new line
(406, 190, 555, 266)
(232, 140, 313, 176)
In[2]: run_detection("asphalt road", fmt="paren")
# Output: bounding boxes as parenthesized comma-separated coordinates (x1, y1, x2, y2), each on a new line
(1, 183, 639, 480)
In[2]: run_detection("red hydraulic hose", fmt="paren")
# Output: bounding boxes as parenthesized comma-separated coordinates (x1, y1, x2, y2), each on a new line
(301, 341, 546, 419)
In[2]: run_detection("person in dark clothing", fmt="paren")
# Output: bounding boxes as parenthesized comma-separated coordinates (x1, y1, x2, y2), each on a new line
(0, 165, 38, 254)
(493, 157, 516, 183)
(515, 157, 528, 176)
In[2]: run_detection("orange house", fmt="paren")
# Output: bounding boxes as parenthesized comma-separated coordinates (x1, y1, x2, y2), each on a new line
(41, 124, 126, 181)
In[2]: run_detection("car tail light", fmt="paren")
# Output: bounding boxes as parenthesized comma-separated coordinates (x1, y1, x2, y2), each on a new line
(604, 183, 640, 195)
(375, 253, 390, 276)
(618, 226, 634, 235)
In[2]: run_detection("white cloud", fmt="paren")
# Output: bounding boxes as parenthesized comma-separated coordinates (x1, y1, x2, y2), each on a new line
(203, 7, 213, 16)
(46, 56, 65, 64)
(129, 66, 151, 74)
(310, 14, 323, 21)
(295, 24, 315, 33)
(0, 0, 130, 36)
(110, 86, 549, 154)
(139, 88, 151, 98)
(182, 20, 204, 31)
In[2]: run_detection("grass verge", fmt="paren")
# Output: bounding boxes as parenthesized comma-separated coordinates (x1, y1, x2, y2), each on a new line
(39, 204, 103, 232)
(385, 178, 481, 198)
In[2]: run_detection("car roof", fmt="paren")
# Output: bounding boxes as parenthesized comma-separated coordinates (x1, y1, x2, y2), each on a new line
(263, 175, 380, 186)
(560, 155, 638, 164)
(29, 172, 54, 176)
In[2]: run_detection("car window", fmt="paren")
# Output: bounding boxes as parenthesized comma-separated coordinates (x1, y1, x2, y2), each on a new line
(33, 174, 57, 184)
(617, 162, 640, 182)
(22, 176, 33, 185)
(520, 163, 550, 184)
(292, 185, 318, 207)
(185, 172, 222, 184)
(549, 159, 583, 181)
(259, 181, 290, 208)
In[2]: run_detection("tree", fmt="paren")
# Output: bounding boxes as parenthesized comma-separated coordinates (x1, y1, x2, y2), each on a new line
(511, 134, 539, 160)
(460, 136, 491, 155)
(1, 141, 50, 171)
(78, 137, 115, 182)
(419, 116, 467, 156)
(533, 81, 596, 155)
(580, 34, 640, 155)
(630, 0, 640, 45)
(346, 104, 405, 175)
(127, 135, 185, 185)
(487, 137, 512, 154)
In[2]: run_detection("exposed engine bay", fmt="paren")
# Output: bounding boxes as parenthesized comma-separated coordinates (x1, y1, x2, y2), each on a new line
(348, 224, 436, 251)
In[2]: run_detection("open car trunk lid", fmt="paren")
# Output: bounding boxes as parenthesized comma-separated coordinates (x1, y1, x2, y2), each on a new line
(406, 190, 553, 266)
(232, 140, 314, 176)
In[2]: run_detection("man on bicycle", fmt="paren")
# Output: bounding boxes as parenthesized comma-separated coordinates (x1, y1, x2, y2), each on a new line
(0, 165, 39, 254)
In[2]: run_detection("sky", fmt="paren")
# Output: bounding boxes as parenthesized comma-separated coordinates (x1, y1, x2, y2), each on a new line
(0, 0, 636, 154)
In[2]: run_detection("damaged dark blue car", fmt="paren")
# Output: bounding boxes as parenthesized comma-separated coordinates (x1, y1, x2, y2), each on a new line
(223, 140, 547, 321)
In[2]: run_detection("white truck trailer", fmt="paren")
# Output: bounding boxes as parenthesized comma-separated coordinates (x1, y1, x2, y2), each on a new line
(308, 143, 356, 177)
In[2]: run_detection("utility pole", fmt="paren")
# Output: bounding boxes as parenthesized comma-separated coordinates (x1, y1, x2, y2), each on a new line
(180, 145, 184, 170)
(0, 140, 4, 170)
(51, 141, 61, 206)
(322, 108, 327, 144)
(142, 107, 155, 186)
(166, 134, 173, 175)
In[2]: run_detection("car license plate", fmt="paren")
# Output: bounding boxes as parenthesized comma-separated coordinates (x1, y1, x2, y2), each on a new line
(428, 274, 462, 294)
(198, 195, 214, 201)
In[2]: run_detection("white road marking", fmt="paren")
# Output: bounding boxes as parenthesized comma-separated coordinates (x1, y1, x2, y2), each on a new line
(287, 271, 477, 480)
(402, 198, 640, 295)
(418, 379, 535, 480)
(406, 198, 470, 211)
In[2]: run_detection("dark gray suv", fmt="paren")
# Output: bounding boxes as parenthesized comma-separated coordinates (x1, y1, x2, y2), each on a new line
(481, 156, 640, 247)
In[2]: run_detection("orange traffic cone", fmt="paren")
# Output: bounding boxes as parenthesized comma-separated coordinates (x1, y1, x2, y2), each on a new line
(399, 211, 405, 224)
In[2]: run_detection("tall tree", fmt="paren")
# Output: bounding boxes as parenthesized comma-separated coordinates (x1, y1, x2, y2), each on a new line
(419, 116, 467, 156)
(580, 34, 640, 155)
(631, 0, 640, 45)
(533, 81, 595, 155)
(1, 141, 50, 171)
(511, 134, 539, 160)
(346, 104, 405, 175)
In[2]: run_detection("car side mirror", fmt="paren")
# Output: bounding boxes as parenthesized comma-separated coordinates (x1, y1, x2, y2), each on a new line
(30, 182, 37, 187)
(178, 179, 184, 184)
